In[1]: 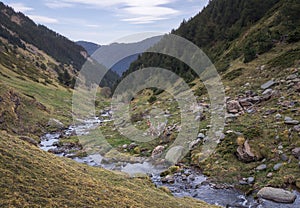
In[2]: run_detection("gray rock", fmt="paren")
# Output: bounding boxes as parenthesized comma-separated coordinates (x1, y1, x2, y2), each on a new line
(247, 177, 255, 184)
(239, 180, 248, 185)
(293, 125, 300, 132)
(257, 187, 297, 203)
(189, 139, 201, 150)
(292, 147, 300, 159)
(197, 133, 205, 139)
(285, 120, 299, 125)
(128, 143, 137, 150)
(236, 140, 256, 162)
(256, 164, 267, 171)
(273, 163, 283, 171)
(280, 154, 289, 162)
(165, 146, 184, 164)
(262, 88, 273, 95)
(284, 117, 299, 125)
(151, 145, 164, 158)
(164, 175, 175, 183)
(261, 80, 276, 90)
(275, 114, 282, 120)
(47, 118, 64, 129)
(227, 100, 243, 113)
(267, 173, 273, 178)
(287, 74, 298, 80)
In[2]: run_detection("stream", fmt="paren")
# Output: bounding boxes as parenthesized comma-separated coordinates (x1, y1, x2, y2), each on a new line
(40, 115, 300, 208)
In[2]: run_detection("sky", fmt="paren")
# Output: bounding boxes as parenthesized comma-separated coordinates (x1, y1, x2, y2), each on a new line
(2, 0, 209, 45)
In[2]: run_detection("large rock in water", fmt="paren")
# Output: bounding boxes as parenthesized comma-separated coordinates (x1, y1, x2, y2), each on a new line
(257, 187, 297, 203)
(47, 118, 64, 129)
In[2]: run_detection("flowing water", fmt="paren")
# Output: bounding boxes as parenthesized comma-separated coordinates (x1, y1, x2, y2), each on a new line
(40, 115, 300, 208)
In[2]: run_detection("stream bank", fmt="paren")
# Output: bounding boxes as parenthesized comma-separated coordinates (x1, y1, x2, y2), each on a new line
(40, 116, 299, 208)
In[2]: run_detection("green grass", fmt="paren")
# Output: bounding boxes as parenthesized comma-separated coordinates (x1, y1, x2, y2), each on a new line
(0, 132, 217, 208)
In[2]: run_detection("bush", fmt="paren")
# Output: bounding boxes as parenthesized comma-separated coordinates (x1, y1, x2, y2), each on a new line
(148, 95, 157, 103)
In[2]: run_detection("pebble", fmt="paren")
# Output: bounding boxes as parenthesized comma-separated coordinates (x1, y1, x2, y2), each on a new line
(261, 80, 276, 90)
(273, 163, 283, 171)
(247, 177, 255, 184)
(256, 164, 267, 171)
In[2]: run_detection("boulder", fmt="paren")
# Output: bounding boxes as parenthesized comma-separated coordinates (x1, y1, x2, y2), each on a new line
(151, 145, 165, 158)
(292, 147, 300, 159)
(284, 117, 299, 125)
(47, 118, 64, 129)
(256, 164, 267, 171)
(257, 187, 297, 203)
(236, 140, 256, 162)
(227, 100, 243, 113)
(273, 163, 283, 171)
(261, 80, 276, 90)
(293, 125, 300, 132)
(189, 139, 201, 150)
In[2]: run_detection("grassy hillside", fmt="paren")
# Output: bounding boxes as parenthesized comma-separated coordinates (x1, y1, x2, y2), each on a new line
(0, 132, 217, 208)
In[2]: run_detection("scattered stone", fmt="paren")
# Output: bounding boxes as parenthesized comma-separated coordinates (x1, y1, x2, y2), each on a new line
(197, 133, 205, 139)
(267, 173, 273, 178)
(292, 148, 300, 159)
(262, 89, 273, 95)
(280, 154, 289, 162)
(239, 180, 248, 185)
(128, 143, 138, 150)
(236, 140, 256, 162)
(151, 145, 165, 158)
(284, 117, 299, 125)
(275, 114, 282, 120)
(247, 177, 255, 184)
(227, 100, 243, 114)
(293, 125, 300, 132)
(239, 98, 252, 108)
(162, 175, 175, 183)
(273, 163, 283, 171)
(261, 80, 276, 90)
(122, 144, 128, 149)
(256, 164, 267, 171)
(189, 139, 201, 150)
(287, 74, 298, 80)
(257, 187, 297, 203)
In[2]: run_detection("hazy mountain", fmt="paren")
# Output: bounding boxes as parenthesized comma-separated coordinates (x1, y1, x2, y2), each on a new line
(92, 36, 162, 75)
(76, 41, 101, 56)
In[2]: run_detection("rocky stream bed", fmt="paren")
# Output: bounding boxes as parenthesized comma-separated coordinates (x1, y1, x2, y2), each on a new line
(40, 115, 300, 208)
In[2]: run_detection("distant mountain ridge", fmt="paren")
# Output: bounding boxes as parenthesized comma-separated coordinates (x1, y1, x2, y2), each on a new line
(90, 36, 162, 75)
(76, 41, 101, 56)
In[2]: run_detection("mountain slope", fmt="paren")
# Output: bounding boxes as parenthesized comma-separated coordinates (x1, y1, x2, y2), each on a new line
(76, 40, 101, 56)
(92, 36, 161, 75)
(115, 0, 300, 195)
(0, 2, 87, 70)
(0, 132, 216, 208)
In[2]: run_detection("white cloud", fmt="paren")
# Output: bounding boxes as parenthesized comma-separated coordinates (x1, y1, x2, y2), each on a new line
(46, 0, 179, 24)
(45, 1, 73, 9)
(122, 16, 167, 24)
(86, 24, 100, 28)
(28, 15, 58, 24)
(8, 3, 33, 12)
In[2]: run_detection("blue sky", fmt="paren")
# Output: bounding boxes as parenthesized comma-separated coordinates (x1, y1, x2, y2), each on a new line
(2, 0, 209, 45)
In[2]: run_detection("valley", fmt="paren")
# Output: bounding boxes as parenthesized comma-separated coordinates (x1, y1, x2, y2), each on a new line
(0, 0, 299, 207)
